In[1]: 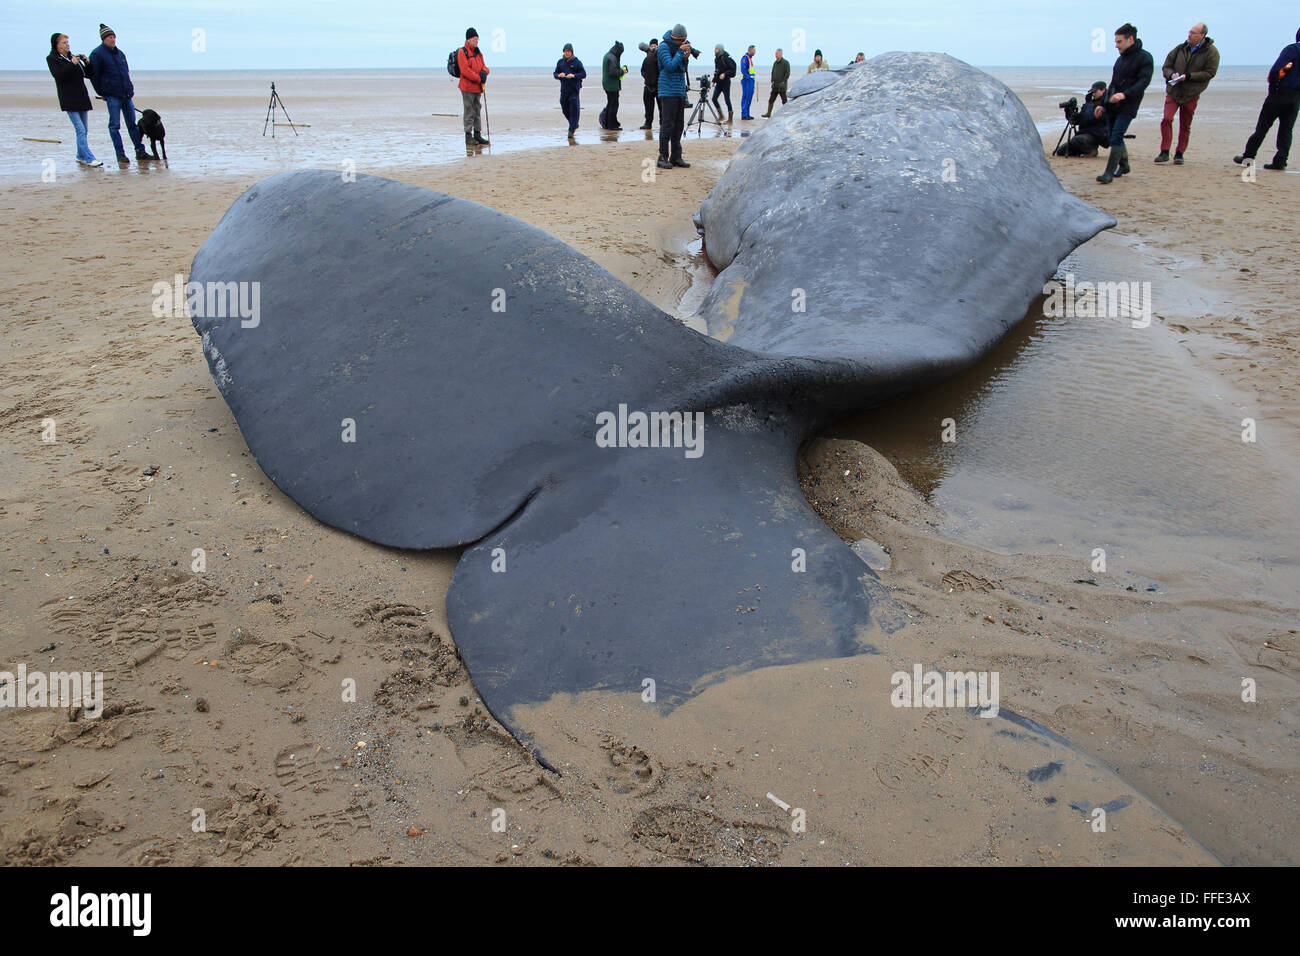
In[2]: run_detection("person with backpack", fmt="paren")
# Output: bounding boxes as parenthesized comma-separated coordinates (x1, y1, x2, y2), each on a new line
(711, 44, 736, 122)
(600, 41, 626, 130)
(553, 43, 586, 137)
(739, 45, 756, 120)
(1234, 27, 1300, 171)
(455, 28, 490, 146)
(46, 32, 101, 167)
(639, 38, 659, 130)
(88, 23, 151, 163)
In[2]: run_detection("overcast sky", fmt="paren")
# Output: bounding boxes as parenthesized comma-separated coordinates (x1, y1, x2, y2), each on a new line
(7, 0, 1293, 68)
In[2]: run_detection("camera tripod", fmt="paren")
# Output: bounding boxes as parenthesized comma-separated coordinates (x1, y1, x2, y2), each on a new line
(1052, 115, 1078, 155)
(263, 82, 298, 137)
(687, 82, 728, 135)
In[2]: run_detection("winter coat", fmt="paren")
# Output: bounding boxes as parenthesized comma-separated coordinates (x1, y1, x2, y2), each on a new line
(1162, 37, 1219, 103)
(1076, 92, 1110, 145)
(47, 52, 94, 112)
(602, 42, 625, 92)
(770, 58, 791, 92)
(1268, 34, 1300, 92)
(806, 58, 829, 73)
(657, 31, 689, 98)
(641, 49, 659, 91)
(456, 45, 488, 94)
(89, 42, 133, 99)
(714, 51, 736, 83)
(1105, 39, 1153, 117)
(554, 55, 586, 93)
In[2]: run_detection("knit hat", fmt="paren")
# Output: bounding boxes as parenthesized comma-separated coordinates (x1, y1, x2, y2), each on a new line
(671, 24, 687, 41)
(466, 27, 478, 40)
(563, 42, 573, 52)
(814, 49, 823, 57)
(99, 23, 114, 40)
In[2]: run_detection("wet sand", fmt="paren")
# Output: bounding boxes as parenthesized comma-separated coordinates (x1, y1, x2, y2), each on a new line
(1, 70, 1296, 865)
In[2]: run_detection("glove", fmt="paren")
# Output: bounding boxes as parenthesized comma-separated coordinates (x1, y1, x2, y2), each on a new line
(479, 70, 487, 83)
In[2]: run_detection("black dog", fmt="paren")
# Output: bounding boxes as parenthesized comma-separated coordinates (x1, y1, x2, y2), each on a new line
(137, 108, 167, 162)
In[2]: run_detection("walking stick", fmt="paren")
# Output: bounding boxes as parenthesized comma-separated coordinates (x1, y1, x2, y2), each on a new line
(482, 89, 491, 142)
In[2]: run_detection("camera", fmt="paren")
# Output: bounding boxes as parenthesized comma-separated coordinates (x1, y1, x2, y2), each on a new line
(698, 74, 711, 92)
(1058, 96, 1078, 121)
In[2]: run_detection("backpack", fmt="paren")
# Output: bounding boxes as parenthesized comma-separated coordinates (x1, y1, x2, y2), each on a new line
(724, 55, 737, 79)
(446, 49, 460, 78)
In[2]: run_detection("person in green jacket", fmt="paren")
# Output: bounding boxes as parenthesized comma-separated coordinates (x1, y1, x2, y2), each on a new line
(600, 41, 627, 130)
(1155, 23, 1220, 163)
(762, 48, 790, 117)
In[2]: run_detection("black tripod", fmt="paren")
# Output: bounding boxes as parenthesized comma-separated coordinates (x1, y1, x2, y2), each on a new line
(263, 82, 297, 137)
(1052, 108, 1079, 155)
(687, 79, 727, 134)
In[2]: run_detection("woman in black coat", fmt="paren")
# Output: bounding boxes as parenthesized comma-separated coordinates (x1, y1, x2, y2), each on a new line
(46, 33, 102, 167)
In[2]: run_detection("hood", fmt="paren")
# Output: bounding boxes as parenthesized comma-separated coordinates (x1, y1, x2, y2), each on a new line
(1122, 38, 1144, 55)
(609, 42, 623, 56)
(661, 30, 678, 51)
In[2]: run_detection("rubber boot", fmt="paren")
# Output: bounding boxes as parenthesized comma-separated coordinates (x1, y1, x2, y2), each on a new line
(1096, 148, 1119, 184)
(1114, 144, 1131, 177)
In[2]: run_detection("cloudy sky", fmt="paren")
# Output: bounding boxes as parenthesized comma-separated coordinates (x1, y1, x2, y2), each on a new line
(7, 0, 1293, 68)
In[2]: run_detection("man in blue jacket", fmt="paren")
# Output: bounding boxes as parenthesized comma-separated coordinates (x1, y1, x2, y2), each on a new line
(554, 43, 586, 137)
(656, 24, 692, 169)
(739, 45, 756, 120)
(1234, 27, 1300, 170)
(89, 23, 150, 163)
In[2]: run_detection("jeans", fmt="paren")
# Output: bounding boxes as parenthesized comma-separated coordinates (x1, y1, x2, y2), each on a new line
(461, 90, 482, 136)
(1243, 87, 1300, 166)
(1107, 111, 1134, 147)
(658, 95, 685, 161)
(560, 88, 580, 131)
(66, 110, 95, 162)
(1159, 94, 1199, 153)
(740, 77, 755, 117)
(104, 95, 144, 157)
(711, 77, 732, 114)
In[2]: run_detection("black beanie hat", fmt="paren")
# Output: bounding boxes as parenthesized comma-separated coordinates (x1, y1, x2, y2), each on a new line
(466, 27, 478, 40)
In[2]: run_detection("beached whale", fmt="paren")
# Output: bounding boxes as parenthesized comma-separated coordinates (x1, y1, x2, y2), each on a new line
(188, 52, 1113, 761)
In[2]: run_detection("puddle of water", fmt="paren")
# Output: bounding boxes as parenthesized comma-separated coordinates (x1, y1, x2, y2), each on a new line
(823, 233, 1300, 620)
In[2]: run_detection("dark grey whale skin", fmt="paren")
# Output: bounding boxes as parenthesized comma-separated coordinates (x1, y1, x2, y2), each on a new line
(188, 54, 1112, 757)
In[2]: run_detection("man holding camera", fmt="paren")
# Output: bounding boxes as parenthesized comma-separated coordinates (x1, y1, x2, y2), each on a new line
(1155, 23, 1219, 164)
(457, 28, 490, 146)
(1055, 83, 1110, 156)
(656, 24, 693, 169)
(639, 39, 659, 129)
(1096, 23, 1153, 184)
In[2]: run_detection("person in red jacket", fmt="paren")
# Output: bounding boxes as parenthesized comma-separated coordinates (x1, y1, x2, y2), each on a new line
(457, 28, 490, 146)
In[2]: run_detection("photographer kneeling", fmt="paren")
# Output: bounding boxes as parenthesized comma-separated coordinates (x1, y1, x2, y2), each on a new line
(1055, 82, 1110, 156)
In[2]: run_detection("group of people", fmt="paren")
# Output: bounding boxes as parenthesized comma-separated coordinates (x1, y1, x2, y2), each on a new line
(1056, 21, 1299, 183)
(45, 23, 156, 167)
